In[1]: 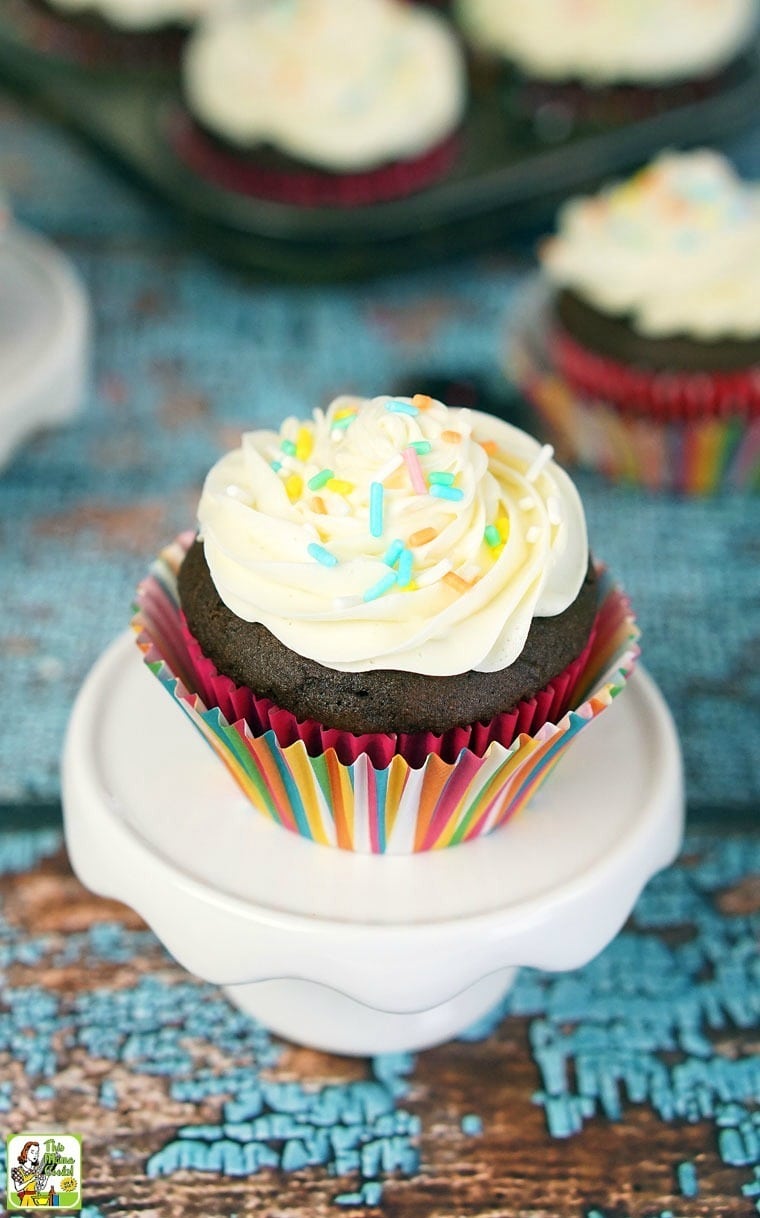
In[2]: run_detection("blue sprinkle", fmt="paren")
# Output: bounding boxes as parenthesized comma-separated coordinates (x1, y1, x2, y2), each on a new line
(281, 1140, 310, 1172)
(429, 484, 464, 502)
(335, 1193, 363, 1206)
(307, 542, 338, 568)
(384, 538, 404, 567)
(363, 570, 398, 603)
(385, 399, 419, 417)
(397, 548, 413, 588)
(362, 1181, 384, 1206)
(370, 481, 384, 538)
(270, 460, 282, 473)
(678, 1160, 699, 1198)
(461, 1114, 483, 1136)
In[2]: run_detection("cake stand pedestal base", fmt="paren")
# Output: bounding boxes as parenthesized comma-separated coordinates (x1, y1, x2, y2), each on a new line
(0, 224, 89, 469)
(62, 633, 684, 1056)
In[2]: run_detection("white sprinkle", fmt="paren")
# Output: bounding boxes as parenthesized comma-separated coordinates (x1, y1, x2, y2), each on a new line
(519, 496, 534, 511)
(527, 526, 541, 544)
(547, 496, 562, 526)
(303, 523, 319, 541)
(415, 559, 453, 587)
(327, 496, 351, 516)
(331, 428, 346, 443)
(459, 563, 481, 583)
(279, 454, 300, 472)
(375, 453, 404, 483)
(525, 443, 554, 483)
(333, 595, 362, 610)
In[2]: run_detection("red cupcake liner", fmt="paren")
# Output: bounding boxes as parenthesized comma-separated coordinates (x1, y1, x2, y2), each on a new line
(167, 110, 460, 207)
(552, 326, 760, 422)
(179, 611, 598, 768)
(5, 0, 184, 68)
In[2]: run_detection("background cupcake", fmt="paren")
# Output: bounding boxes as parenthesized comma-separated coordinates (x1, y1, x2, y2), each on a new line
(512, 150, 760, 493)
(455, 0, 759, 139)
(134, 394, 638, 853)
(173, 0, 466, 206)
(4, 0, 221, 69)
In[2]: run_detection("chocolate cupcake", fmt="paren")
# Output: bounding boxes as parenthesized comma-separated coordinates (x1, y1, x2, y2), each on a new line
(4, 0, 216, 69)
(455, 0, 758, 138)
(134, 395, 639, 852)
(173, 0, 466, 206)
(514, 150, 760, 493)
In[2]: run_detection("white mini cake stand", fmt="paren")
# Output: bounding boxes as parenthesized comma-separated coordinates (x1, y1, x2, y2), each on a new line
(0, 224, 89, 469)
(62, 634, 684, 1056)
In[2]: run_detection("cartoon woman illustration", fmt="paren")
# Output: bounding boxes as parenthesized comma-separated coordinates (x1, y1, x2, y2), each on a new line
(10, 1141, 54, 1206)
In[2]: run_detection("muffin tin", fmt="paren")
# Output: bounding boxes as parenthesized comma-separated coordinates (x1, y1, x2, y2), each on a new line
(62, 630, 683, 1055)
(0, 13, 758, 278)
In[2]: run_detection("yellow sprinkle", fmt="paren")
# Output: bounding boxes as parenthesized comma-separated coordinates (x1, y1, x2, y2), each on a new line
(496, 515, 510, 543)
(444, 571, 470, 594)
(481, 439, 498, 456)
(405, 581, 418, 592)
(409, 527, 437, 547)
(442, 430, 462, 444)
(296, 426, 313, 461)
(312, 495, 327, 514)
(412, 393, 432, 411)
(491, 543, 504, 560)
(326, 478, 354, 495)
(285, 474, 303, 502)
(333, 406, 358, 421)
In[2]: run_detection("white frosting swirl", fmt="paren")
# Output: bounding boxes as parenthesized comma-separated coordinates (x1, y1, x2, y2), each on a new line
(197, 395, 588, 677)
(541, 151, 760, 339)
(457, 0, 758, 84)
(47, 0, 222, 30)
(183, 0, 465, 170)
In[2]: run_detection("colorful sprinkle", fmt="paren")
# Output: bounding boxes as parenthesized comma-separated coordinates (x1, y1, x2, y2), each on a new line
(270, 460, 282, 473)
(363, 570, 398, 603)
(333, 406, 358, 421)
(384, 538, 404, 567)
(444, 571, 470, 594)
(386, 399, 419, 417)
(429, 485, 464, 502)
(441, 430, 461, 444)
(296, 427, 313, 461)
(280, 439, 297, 457)
(409, 527, 437, 547)
(285, 474, 303, 502)
(412, 393, 432, 410)
(461, 1114, 483, 1136)
(428, 471, 455, 486)
(496, 515, 510, 542)
(484, 525, 501, 548)
(403, 447, 427, 495)
(376, 454, 403, 483)
(409, 441, 432, 455)
(480, 439, 498, 456)
(331, 417, 355, 433)
(308, 468, 333, 491)
(525, 443, 554, 483)
(327, 478, 354, 495)
(312, 496, 327, 515)
(547, 496, 562, 526)
(397, 549, 414, 588)
(370, 482, 384, 538)
(416, 559, 452, 588)
(307, 543, 338, 568)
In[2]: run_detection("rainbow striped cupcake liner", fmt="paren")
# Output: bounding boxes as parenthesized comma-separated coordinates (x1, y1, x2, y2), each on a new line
(510, 281, 760, 495)
(132, 533, 640, 854)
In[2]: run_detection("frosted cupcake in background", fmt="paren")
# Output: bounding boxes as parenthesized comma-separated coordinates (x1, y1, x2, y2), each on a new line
(174, 0, 466, 206)
(455, 0, 758, 138)
(133, 394, 638, 853)
(512, 150, 760, 493)
(4, 0, 224, 68)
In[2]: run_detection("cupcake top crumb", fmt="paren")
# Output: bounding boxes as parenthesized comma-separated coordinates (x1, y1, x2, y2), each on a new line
(456, 0, 758, 84)
(46, 0, 221, 30)
(183, 0, 465, 171)
(196, 395, 588, 677)
(540, 150, 760, 340)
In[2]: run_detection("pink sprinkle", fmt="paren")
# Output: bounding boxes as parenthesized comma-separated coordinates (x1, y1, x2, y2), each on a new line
(403, 447, 427, 495)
